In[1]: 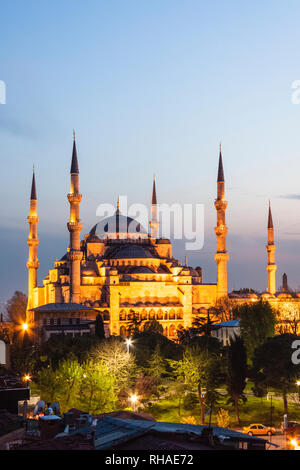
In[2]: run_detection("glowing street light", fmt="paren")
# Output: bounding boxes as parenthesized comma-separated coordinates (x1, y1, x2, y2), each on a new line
(125, 338, 132, 354)
(22, 323, 28, 332)
(130, 394, 138, 412)
(23, 374, 31, 387)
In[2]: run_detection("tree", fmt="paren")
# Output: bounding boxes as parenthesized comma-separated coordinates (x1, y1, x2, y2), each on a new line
(252, 334, 300, 414)
(143, 319, 163, 335)
(135, 374, 160, 403)
(6, 291, 27, 325)
(237, 300, 276, 362)
(217, 409, 230, 428)
(10, 342, 37, 376)
(95, 314, 105, 339)
(132, 331, 182, 366)
(90, 337, 136, 391)
(79, 360, 117, 414)
(56, 358, 83, 412)
(214, 296, 236, 322)
(147, 344, 166, 379)
(36, 365, 61, 405)
(127, 311, 143, 335)
(35, 358, 118, 415)
(276, 303, 300, 335)
(226, 335, 247, 425)
(169, 346, 224, 423)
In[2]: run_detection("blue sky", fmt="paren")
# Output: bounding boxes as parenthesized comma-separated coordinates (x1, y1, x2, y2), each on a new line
(1, 0, 300, 303)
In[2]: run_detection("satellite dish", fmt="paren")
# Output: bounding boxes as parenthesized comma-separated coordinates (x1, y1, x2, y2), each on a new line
(51, 402, 60, 415)
(33, 400, 45, 417)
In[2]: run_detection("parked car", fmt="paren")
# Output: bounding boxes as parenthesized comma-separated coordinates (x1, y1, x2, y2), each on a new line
(281, 421, 300, 436)
(243, 424, 276, 436)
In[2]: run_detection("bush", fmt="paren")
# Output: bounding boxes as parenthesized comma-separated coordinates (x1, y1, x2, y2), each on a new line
(217, 408, 230, 428)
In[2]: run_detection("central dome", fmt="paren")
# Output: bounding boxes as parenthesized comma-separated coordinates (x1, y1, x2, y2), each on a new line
(90, 211, 148, 239)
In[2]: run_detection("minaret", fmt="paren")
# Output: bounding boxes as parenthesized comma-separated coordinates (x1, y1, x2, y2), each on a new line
(266, 201, 276, 294)
(26, 167, 39, 321)
(214, 144, 229, 298)
(67, 131, 83, 303)
(149, 175, 160, 239)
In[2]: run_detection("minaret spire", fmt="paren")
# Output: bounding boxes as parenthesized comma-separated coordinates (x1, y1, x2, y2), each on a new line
(266, 201, 276, 294)
(150, 174, 160, 239)
(214, 144, 229, 298)
(26, 167, 40, 323)
(70, 130, 79, 175)
(67, 132, 83, 303)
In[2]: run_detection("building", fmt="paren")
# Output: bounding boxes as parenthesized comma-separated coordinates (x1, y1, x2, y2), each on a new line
(211, 319, 240, 346)
(26, 136, 300, 340)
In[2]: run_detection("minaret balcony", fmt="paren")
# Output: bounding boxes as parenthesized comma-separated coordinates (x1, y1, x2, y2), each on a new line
(214, 199, 227, 211)
(27, 260, 40, 269)
(67, 221, 83, 232)
(27, 237, 39, 246)
(27, 215, 39, 224)
(67, 193, 82, 204)
(214, 225, 228, 236)
(68, 250, 83, 261)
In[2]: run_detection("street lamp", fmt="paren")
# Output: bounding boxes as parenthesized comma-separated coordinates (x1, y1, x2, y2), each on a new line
(125, 338, 132, 354)
(130, 394, 138, 412)
(23, 374, 31, 387)
(22, 323, 28, 332)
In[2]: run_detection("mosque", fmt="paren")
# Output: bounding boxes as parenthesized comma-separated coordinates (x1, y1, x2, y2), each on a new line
(26, 137, 298, 341)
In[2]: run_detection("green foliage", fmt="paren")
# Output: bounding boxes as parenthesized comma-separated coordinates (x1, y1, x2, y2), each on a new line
(127, 311, 143, 335)
(226, 335, 247, 424)
(217, 408, 230, 428)
(236, 300, 276, 361)
(35, 358, 117, 414)
(143, 319, 164, 335)
(10, 343, 37, 375)
(35, 366, 60, 404)
(6, 291, 27, 325)
(132, 331, 182, 366)
(169, 345, 225, 417)
(183, 392, 198, 409)
(79, 360, 117, 414)
(147, 344, 167, 379)
(38, 334, 100, 368)
(90, 337, 137, 391)
(252, 333, 300, 413)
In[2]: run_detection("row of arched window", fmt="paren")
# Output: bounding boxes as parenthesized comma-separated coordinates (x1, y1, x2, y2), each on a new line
(119, 323, 183, 338)
(119, 309, 183, 321)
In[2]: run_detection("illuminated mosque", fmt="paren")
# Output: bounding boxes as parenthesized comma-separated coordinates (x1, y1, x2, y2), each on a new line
(26, 137, 297, 341)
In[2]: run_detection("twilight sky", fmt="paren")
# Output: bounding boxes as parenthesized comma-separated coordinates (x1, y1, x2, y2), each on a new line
(1, 0, 300, 304)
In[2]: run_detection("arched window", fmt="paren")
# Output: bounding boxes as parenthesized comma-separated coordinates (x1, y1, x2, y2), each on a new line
(149, 309, 155, 320)
(176, 309, 183, 320)
(119, 309, 126, 321)
(169, 309, 175, 320)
